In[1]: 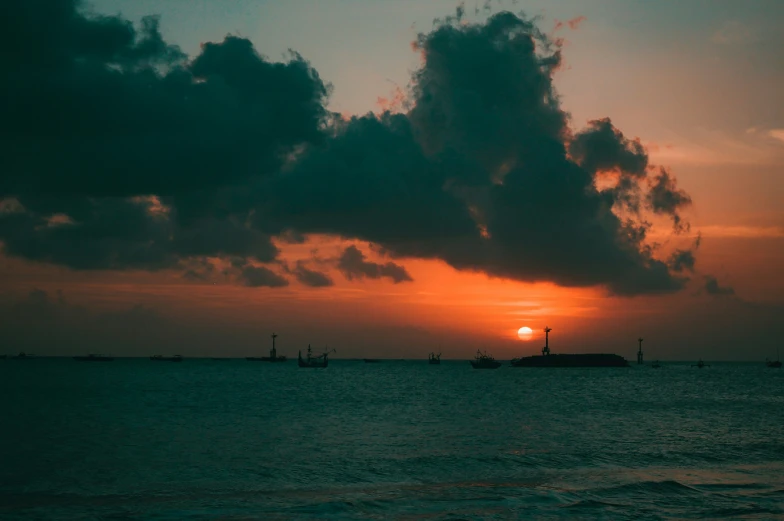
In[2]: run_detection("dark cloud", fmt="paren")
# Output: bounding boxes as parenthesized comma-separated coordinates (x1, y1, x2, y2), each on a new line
(0, 3, 700, 295)
(669, 249, 696, 273)
(338, 246, 413, 284)
(240, 265, 289, 288)
(704, 275, 735, 296)
(648, 168, 692, 232)
(291, 261, 334, 287)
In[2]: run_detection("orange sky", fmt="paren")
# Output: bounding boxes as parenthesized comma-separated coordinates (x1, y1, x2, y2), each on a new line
(1, 1, 783, 361)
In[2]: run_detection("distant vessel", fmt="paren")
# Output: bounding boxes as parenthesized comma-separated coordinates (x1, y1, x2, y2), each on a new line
(73, 354, 114, 362)
(247, 333, 287, 362)
(211, 357, 231, 361)
(11, 352, 35, 360)
(429, 352, 441, 365)
(150, 355, 183, 362)
(298, 345, 334, 368)
(766, 349, 781, 368)
(363, 358, 381, 363)
(651, 360, 661, 369)
(510, 327, 629, 368)
(470, 350, 502, 369)
(692, 359, 710, 369)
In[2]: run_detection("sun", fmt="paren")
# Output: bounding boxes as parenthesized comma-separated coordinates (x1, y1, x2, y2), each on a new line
(517, 326, 533, 341)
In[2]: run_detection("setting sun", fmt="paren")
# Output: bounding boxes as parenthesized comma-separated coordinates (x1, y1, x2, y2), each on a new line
(517, 326, 534, 341)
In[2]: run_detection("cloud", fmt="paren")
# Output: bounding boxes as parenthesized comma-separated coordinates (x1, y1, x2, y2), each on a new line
(669, 249, 696, 273)
(0, 3, 699, 296)
(554, 16, 587, 32)
(768, 129, 784, 144)
(647, 168, 692, 232)
(291, 261, 334, 287)
(711, 21, 757, 45)
(704, 275, 735, 296)
(240, 266, 289, 288)
(337, 246, 413, 284)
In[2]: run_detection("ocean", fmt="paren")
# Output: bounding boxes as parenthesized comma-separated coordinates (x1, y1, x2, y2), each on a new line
(1, 359, 783, 520)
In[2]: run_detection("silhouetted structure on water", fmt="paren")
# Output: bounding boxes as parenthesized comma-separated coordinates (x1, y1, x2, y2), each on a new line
(150, 355, 183, 362)
(298, 345, 334, 368)
(247, 333, 287, 362)
(470, 350, 502, 369)
(510, 327, 629, 367)
(363, 359, 381, 363)
(766, 348, 781, 368)
(429, 352, 441, 364)
(637, 338, 644, 364)
(73, 354, 114, 361)
(692, 359, 710, 368)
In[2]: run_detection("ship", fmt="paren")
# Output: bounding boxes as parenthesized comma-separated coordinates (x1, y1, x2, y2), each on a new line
(651, 360, 661, 369)
(766, 349, 781, 368)
(298, 345, 334, 368)
(150, 354, 183, 362)
(692, 359, 710, 369)
(470, 350, 502, 369)
(11, 352, 36, 360)
(247, 333, 288, 362)
(363, 358, 381, 363)
(510, 327, 629, 368)
(74, 354, 114, 362)
(428, 352, 441, 365)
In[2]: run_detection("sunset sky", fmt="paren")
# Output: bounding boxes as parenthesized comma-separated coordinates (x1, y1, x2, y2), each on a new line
(1, 0, 782, 360)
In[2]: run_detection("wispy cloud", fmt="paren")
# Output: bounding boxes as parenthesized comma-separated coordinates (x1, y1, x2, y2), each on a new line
(711, 21, 757, 45)
(768, 129, 784, 144)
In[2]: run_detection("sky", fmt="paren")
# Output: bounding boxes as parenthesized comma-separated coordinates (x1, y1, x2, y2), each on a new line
(1, 0, 783, 360)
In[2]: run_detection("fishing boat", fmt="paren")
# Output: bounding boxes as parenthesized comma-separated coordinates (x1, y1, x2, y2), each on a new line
(73, 354, 114, 362)
(692, 359, 710, 368)
(150, 354, 183, 362)
(651, 360, 661, 369)
(470, 350, 502, 369)
(510, 327, 629, 367)
(298, 345, 334, 368)
(766, 349, 781, 368)
(428, 352, 441, 365)
(247, 333, 287, 362)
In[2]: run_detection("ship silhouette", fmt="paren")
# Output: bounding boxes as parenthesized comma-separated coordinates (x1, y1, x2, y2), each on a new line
(470, 350, 502, 369)
(298, 345, 334, 368)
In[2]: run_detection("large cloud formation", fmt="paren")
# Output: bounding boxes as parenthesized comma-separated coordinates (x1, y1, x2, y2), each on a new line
(0, 1, 696, 295)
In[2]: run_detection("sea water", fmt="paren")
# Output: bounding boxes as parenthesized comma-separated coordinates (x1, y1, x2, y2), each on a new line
(1, 359, 783, 520)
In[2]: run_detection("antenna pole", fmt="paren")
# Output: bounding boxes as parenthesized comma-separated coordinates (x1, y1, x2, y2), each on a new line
(542, 327, 552, 356)
(271, 332, 277, 359)
(637, 337, 644, 365)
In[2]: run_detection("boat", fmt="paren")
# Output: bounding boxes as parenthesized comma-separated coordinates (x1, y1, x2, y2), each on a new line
(298, 345, 335, 368)
(766, 349, 781, 368)
(692, 359, 710, 368)
(211, 357, 231, 361)
(651, 360, 661, 369)
(150, 354, 183, 362)
(429, 352, 441, 365)
(510, 327, 629, 368)
(73, 354, 114, 362)
(470, 350, 502, 369)
(363, 358, 381, 363)
(11, 352, 36, 359)
(247, 333, 288, 362)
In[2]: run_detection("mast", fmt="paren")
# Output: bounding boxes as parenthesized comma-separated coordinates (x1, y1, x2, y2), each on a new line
(637, 337, 644, 364)
(271, 332, 277, 359)
(542, 327, 552, 356)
